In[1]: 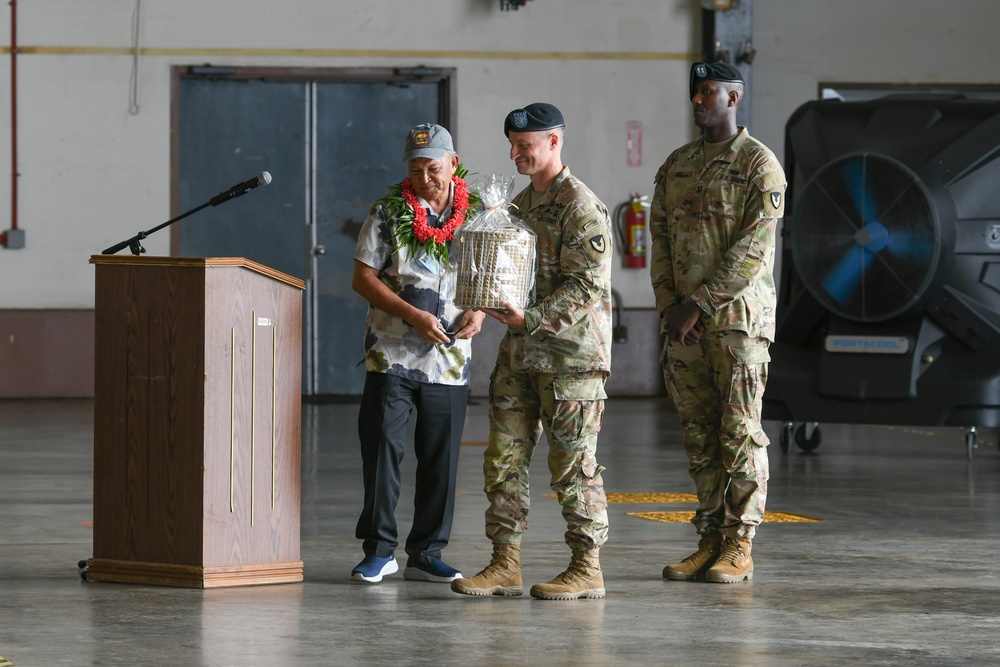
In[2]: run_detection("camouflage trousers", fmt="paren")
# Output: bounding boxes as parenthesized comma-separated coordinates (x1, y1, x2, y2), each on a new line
(483, 363, 609, 552)
(662, 330, 770, 539)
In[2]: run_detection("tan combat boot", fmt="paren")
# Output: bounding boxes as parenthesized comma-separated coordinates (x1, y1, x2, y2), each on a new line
(663, 531, 721, 581)
(450, 543, 522, 596)
(704, 536, 753, 583)
(529, 549, 605, 600)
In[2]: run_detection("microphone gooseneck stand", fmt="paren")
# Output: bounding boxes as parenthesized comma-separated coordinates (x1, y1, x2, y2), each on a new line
(101, 171, 272, 256)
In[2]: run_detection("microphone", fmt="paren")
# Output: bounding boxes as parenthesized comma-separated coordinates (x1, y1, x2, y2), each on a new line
(210, 171, 272, 206)
(101, 170, 274, 255)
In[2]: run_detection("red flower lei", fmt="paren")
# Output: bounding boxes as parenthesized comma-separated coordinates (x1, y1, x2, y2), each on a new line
(399, 176, 471, 245)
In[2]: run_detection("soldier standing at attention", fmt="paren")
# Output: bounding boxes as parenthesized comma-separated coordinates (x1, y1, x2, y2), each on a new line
(451, 103, 614, 601)
(650, 62, 786, 583)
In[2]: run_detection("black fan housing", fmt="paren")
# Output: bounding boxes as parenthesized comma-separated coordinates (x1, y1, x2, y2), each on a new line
(764, 94, 1000, 428)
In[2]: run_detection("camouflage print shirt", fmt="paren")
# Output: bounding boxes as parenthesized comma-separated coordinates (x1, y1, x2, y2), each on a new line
(353, 191, 472, 386)
(499, 166, 613, 374)
(649, 127, 786, 341)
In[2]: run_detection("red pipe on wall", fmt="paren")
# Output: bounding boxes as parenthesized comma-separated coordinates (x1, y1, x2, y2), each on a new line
(9, 0, 18, 233)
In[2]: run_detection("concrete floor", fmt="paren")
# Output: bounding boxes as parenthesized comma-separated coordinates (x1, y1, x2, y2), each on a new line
(3, 397, 1000, 666)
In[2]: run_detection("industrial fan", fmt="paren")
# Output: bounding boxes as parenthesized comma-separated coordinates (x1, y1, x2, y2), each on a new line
(763, 94, 1000, 456)
(792, 154, 940, 321)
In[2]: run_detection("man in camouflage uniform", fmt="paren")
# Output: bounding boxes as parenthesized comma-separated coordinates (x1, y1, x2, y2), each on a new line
(451, 103, 613, 600)
(650, 63, 786, 584)
(351, 123, 485, 584)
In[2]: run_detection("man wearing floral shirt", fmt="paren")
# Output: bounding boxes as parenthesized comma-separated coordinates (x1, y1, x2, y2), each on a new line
(350, 123, 485, 584)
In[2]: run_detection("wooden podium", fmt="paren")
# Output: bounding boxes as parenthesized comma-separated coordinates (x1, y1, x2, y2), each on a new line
(88, 256, 305, 588)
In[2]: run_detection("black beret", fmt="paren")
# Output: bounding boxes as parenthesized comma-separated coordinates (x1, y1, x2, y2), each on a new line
(504, 102, 565, 137)
(689, 61, 745, 99)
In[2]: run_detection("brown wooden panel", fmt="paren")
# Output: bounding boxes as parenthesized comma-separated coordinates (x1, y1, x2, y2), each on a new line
(94, 262, 206, 565)
(202, 266, 302, 567)
(85, 558, 303, 588)
(263, 272, 303, 563)
(90, 255, 305, 290)
(91, 256, 302, 587)
(93, 263, 131, 558)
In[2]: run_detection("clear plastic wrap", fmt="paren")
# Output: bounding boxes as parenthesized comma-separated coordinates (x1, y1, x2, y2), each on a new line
(455, 175, 537, 310)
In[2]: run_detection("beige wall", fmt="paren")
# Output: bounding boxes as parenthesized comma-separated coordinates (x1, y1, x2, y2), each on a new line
(0, 0, 700, 311)
(2, 1, 998, 396)
(752, 0, 1000, 163)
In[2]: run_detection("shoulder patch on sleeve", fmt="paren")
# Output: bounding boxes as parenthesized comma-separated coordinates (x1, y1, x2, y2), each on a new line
(755, 168, 787, 218)
(761, 187, 785, 218)
(567, 202, 613, 263)
(590, 234, 608, 254)
(582, 232, 612, 263)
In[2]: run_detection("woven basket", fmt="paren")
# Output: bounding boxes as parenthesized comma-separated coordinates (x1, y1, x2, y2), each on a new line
(455, 227, 535, 309)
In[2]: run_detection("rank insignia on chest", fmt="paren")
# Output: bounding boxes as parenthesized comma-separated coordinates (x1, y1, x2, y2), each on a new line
(590, 235, 607, 254)
(771, 191, 782, 208)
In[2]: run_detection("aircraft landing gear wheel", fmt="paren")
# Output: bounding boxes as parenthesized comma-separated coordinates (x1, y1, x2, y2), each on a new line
(794, 422, 822, 452)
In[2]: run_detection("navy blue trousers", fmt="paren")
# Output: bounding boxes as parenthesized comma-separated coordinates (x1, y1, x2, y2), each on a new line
(355, 372, 467, 563)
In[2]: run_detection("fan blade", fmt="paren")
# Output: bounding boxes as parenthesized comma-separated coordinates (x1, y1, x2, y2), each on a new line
(885, 229, 936, 263)
(823, 245, 875, 305)
(840, 158, 877, 224)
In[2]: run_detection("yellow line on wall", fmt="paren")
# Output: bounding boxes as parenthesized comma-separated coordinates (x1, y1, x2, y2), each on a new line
(1, 46, 697, 61)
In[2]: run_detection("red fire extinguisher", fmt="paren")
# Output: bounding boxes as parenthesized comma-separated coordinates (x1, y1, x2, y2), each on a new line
(614, 193, 648, 269)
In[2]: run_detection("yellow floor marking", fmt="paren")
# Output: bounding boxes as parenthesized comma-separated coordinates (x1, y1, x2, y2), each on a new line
(627, 511, 822, 523)
(607, 492, 699, 503)
(540, 492, 823, 521)
(543, 492, 698, 503)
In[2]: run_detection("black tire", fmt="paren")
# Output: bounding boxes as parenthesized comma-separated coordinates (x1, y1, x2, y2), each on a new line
(794, 423, 822, 452)
(779, 423, 793, 454)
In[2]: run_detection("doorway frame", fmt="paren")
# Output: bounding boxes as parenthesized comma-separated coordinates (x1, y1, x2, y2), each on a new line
(169, 64, 458, 250)
(168, 65, 458, 396)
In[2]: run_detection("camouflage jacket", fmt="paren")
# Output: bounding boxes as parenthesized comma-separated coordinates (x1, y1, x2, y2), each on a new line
(649, 127, 786, 341)
(498, 166, 613, 374)
(353, 190, 472, 386)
